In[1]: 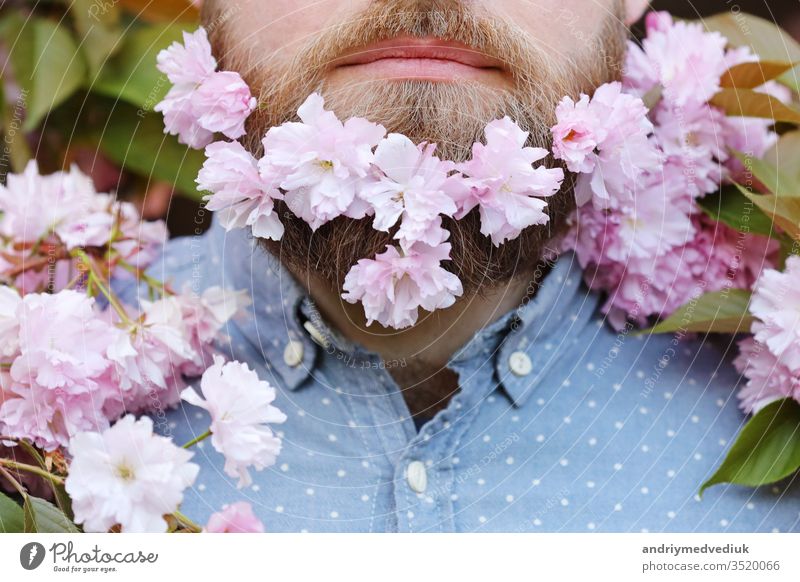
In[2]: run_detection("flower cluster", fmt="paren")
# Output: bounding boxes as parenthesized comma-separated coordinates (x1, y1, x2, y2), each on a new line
(0, 161, 282, 533)
(194, 84, 563, 328)
(155, 28, 257, 149)
(552, 12, 781, 327)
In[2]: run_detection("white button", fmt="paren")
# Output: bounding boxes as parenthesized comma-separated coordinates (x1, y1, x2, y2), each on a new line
(283, 340, 304, 367)
(406, 461, 427, 493)
(509, 351, 533, 376)
(303, 321, 330, 349)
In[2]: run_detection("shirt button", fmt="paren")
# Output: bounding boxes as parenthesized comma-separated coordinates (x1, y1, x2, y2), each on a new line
(303, 321, 330, 349)
(406, 461, 427, 493)
(283, 340, 304, 367)
(509, 351, 533, 376)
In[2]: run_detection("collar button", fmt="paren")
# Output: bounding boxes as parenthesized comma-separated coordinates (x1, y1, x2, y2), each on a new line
(509, 351, 533, 376)
(283, 340, 304, 367)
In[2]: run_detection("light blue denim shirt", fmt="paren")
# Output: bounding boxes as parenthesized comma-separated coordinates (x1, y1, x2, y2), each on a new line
(137, 220, 800, 532)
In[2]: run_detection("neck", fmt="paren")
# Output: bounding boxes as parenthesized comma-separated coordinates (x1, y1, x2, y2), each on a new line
(290, 267, 534, 418)
(297, 269, 532, 369)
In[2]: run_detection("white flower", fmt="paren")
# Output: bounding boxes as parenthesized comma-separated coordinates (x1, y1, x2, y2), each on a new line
(0, 286, 21, 358)
(65, 415, 199, 532)
(181, 357, 286, 488)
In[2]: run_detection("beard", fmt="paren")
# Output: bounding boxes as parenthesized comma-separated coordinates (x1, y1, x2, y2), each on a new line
(203, 0, 627, 297)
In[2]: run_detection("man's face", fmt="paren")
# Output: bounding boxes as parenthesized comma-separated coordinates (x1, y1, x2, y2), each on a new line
(203, 0, 628, 307)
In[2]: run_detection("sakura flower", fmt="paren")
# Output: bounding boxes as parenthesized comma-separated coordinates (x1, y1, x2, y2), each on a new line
(66, 415, 199, 532)
(155, 28, 217, 86)
(205, 502, 265, 533)
(360, 134, 458, 249)
(750, 256, 800, 372)
(624, 11, 729, 107)
(0, 161, 94, 244)
(181, 357, 286, 488)
(198, 141, 285, 240)
(192, 72, 257, 140)
(734, 337, 800, 413)
(342, 242, 463, 329)
(11, 291, 118, 393)
(553, 83, 660, 209)
(0, 379, 112, 450)
(155, 28, 256, 148)
(456, 117, 563, 245)
(0, 286, 21, 358)
(260, 93, 386, 229)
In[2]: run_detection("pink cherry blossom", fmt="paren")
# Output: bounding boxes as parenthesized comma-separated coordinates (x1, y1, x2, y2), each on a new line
(360, 134, 458, 250)
(199, 141, 285, 240)
(156, 28, 216, 86)
(155, 28, 256, 148)
(553, 83, 660, 210)
(192, 72, 257, 140)
(734, 337, 800, 413)
(456, 117, 563, 245)
(261, 93, 386, 230)
(342, 242, 463, 329)
(750, 256, 800, 372)
(624, 11, 729, 107)
(205, 502, 265, 533)
(181, 357, 286, 488)
(66, 415, 199, 532)
(0, 286, 21, 359)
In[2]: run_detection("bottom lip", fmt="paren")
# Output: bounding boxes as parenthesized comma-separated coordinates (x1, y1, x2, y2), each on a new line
(336, 56, 503, 81)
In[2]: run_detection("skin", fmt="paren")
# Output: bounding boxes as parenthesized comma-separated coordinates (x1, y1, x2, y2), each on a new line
(207, 0, 650, 416)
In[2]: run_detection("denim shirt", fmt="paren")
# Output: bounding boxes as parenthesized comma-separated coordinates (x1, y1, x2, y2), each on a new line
(140, 220, 800, 532)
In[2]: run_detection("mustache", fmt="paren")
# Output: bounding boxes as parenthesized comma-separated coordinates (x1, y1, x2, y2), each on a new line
(237, 0, 572, 113)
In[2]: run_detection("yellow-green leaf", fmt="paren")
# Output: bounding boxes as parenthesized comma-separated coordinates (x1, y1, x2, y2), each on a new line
(23, 496, 80, 533)
(732, 151, 800, 198)
(68, 0, 125, 78)
(710, 88, 800, 124)
(765, 131, 800, 189)
(10, 18, 87, 131)
(644, 289, 753, 335)
(738, 184, 800, 240)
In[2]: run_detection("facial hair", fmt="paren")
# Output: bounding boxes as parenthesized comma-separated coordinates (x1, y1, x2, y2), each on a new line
(203, 0, 628, 296)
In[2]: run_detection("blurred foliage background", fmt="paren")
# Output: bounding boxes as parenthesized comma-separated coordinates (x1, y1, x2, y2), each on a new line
(0, 0, 799, 236)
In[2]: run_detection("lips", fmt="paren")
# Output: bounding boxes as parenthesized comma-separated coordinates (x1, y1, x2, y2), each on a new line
(331, 37, 507, 82)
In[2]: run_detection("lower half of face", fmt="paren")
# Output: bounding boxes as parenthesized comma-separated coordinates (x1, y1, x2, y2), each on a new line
(206, 0, 626, 296)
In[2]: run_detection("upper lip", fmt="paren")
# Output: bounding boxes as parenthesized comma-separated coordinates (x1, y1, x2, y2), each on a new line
(332, 37, 506, 71)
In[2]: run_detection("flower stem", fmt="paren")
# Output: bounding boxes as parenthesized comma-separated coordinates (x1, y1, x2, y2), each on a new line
(0, 464, 26, 496)
(182, 430, 212, 449)
(0, 458, 64, 486)
(172, 510, 202, 533)
(72, 249, 131, 324)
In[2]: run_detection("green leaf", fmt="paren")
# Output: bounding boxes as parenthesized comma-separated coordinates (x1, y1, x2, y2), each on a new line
(710, 88, 800, 124)
(92, 24, 186, 109)
(732, 151, 800, 198)
(737, 184, 800, 241)
(68, 0, 125, 78)
(0, 491, 24, 533)
(720, 61, 797, 90)
(98, 105, 204, 199)
(10, 18, 88, 131)
(23, 496, 80, 533)
(644, 289, 753, 335)
(701, 398, 800, 495)
(697, 185, 777, 238)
